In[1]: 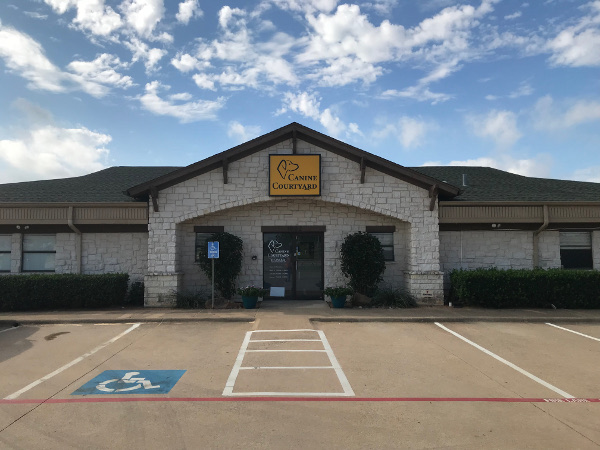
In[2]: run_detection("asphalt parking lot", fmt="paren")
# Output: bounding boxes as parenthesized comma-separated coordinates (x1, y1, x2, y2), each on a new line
(1, 319, 599, 449)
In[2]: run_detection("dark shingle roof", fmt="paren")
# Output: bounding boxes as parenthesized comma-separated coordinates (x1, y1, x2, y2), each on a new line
(0, 167, 179, 203)
(1, 164, 599, 203)
(411, 166, 600, 202)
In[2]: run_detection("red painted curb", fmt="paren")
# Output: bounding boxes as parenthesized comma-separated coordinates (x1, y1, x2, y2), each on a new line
(1, 397, 599, 404)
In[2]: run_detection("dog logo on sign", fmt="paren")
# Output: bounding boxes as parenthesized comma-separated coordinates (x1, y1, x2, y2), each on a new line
(268, 239, 283, 254)
(276, 159, 299, 179)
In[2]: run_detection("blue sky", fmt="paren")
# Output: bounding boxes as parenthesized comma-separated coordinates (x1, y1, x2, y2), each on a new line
(0, 0, 599, 184)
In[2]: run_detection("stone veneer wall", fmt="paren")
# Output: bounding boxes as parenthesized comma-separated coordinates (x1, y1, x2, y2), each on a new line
(439, 230, 564, 290)
(179, 199, 409, 293)
(2, 232, 148, 284)
(146, 138, 444, 305)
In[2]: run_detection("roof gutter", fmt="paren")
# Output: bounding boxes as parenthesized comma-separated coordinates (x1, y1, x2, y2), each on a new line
(533, 204, 549, 268)
(67, 206, 82, 274)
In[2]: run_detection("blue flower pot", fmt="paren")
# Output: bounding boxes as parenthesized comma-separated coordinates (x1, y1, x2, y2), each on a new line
(242, 296, 258, 309)
(331, 296, 346, 308)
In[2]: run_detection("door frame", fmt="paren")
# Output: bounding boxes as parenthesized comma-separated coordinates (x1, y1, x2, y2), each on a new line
(262, 226, 325, 300)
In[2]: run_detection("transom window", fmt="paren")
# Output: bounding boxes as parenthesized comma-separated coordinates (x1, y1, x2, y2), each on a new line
(366, 226, 395, 262)
(0, 235, 10, 272)
(560, 231, 593, 269)
(22, 235, 56, 272)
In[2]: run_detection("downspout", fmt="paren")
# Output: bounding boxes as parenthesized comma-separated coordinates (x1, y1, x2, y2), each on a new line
(67, 206, 82, 274)
(533, 204, 549, 268)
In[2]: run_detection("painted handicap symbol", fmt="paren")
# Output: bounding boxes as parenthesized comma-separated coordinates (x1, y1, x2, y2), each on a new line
(72, 370, 186, 395)
(95, 371, 161, 393)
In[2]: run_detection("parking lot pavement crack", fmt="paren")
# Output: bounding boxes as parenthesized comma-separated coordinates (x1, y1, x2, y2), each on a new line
(531, 403, 600, 447)
(0, 322, 160, 435)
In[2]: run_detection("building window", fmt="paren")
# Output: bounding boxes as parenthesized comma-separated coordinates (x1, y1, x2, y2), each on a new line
(560, 231, 593, 269)
(0, 235, 10, 272)
(366, 226, 395, 261)
(194, 226, 224, 262)
(22, 235, 56, 272)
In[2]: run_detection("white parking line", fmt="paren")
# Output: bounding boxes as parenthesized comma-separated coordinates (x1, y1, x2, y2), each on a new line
(0, 326, 19, 334)
(435, 322, 574, 399)
(4, 323, 141, 400)
(223, 329, 354, 397)
(546, 323, 600, 342)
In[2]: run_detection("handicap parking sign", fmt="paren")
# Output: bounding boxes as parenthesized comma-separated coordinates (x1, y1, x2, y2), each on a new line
(72, 370, 186, 395)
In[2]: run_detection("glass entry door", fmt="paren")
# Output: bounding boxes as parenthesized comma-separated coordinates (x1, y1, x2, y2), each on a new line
(263, 232, 324, 299)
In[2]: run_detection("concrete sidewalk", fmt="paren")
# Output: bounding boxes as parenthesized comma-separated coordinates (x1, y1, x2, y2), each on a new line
(2, 300, 600, 325)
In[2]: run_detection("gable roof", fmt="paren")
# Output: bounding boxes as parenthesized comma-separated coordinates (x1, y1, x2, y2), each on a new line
(412, 166, 600, 202)
(0, 167, 178, 203)
(126, 122, 461, 199)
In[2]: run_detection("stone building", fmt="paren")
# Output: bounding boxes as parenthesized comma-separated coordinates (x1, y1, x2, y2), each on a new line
(1, 123, 600, 306)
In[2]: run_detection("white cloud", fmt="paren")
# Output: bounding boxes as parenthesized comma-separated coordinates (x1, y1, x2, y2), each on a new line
(0, 23, 138, 97)
(172, 53, 202, 72)
(120, 0, 166, 40)
(195, 23, 299, 89)
(381, 85, 452, 104)
(509, 81, 533, 98)
(467, 109, 522, 148)
(533, 95, 600, 130)
(43, 0, 122, 37)
(571, 166, 600, 183)
(547, 2, 600, 67)
(24, 11, 48, 20)
(277, 91, 356, 137)
(362, 0, 398, 16)
(125, 38, 166, 72)
(218, 6, 246, 30)
(504, 11, 522, 20)
(227, 121, 261, 143)
(373, 116, 431, 149)
(192, 73, 216, 90)
(0, 22, 67, 92)
(67, 53, 134, 97)
(424, 154, 553, 178)
(0, 101, 110, 182)
(138, 81, 225, 123)
(297, 1, 497, 88)
(271, 0, 338, 14)
(176, 0, 202, 25)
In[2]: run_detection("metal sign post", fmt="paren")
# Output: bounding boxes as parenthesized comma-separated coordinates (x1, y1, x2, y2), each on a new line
(208, 242, 219, 309)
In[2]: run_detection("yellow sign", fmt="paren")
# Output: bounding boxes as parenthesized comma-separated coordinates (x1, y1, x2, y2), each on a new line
(269, 154, 321, 196)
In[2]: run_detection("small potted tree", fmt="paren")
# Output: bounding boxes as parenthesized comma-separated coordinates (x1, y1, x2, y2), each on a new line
(236, 285, 268, 309)
(323, 286, 353, 308)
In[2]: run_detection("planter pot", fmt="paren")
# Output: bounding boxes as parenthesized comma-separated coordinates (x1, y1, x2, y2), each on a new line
(242, 296, 258, 309)
(330, 295, 347, 308)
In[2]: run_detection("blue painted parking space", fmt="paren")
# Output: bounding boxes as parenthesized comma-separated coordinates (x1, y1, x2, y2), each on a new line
(72, 370, 186, 395)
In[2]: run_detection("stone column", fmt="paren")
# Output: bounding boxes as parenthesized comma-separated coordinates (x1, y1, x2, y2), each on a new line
(144, 220, 182, 307)
(405, 213, 444, 304)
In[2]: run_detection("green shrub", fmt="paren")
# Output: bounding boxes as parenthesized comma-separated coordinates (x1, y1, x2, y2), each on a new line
(126, 281, 145, 306)
(172, 289, 209, 309)
(323, 286, 353, 298)
(340, 231, 386, 295)
(0, 274, 129, 311)
(450, 268, 600, 309)
(196, 231, 244, 299)
(372, 285, 417, 308)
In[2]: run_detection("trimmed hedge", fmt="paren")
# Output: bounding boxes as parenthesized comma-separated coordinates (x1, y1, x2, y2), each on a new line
(450, 268, 600, 309)
(0, 274, 129, 311)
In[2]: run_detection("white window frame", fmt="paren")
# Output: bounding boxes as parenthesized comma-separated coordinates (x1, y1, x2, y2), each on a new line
(22, 234, 56, 272)
(366, 226, 395, 262)
(0, 235, 11, 272)
(559, 231, 593, 270)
